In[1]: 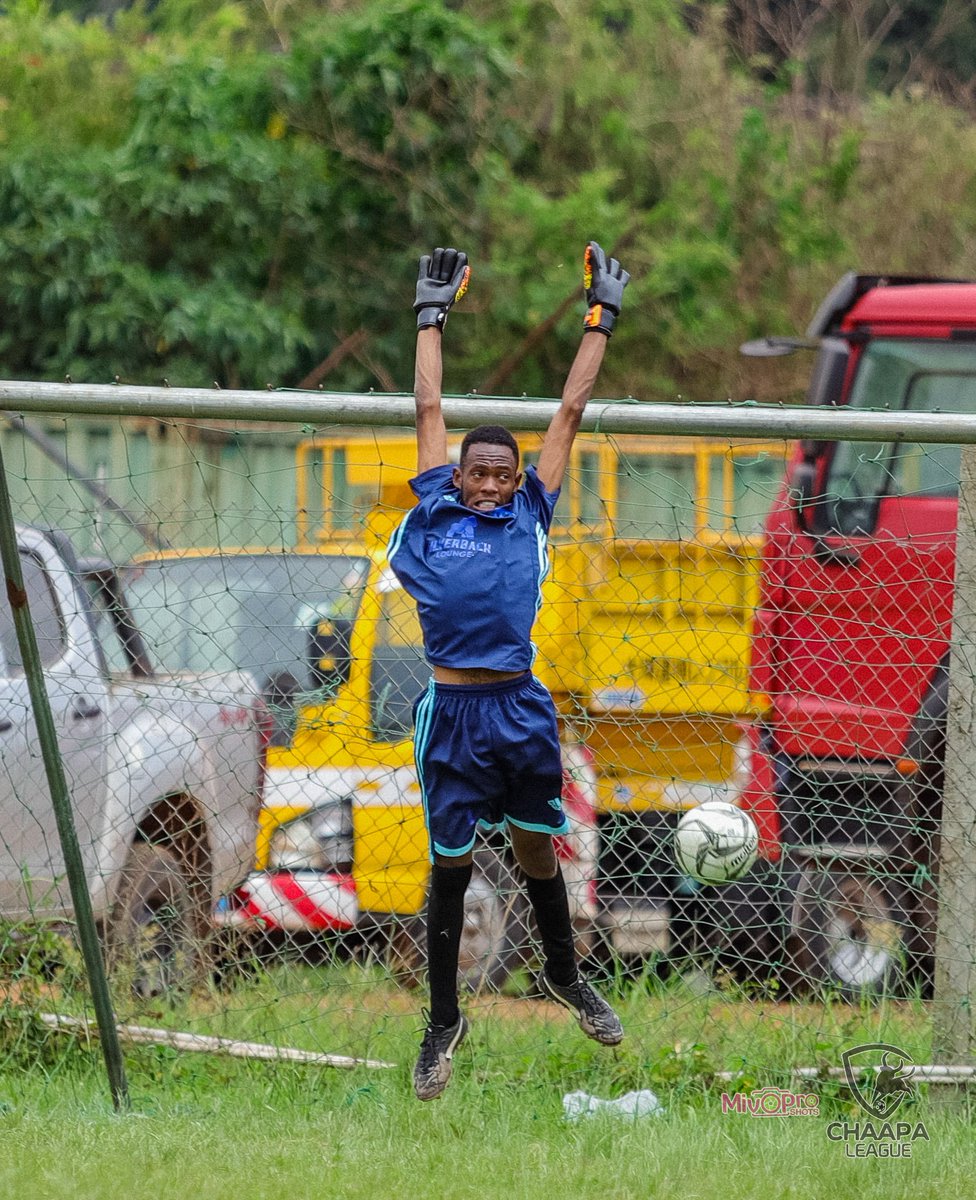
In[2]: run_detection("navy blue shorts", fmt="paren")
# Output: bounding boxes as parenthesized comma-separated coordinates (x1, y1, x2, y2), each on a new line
(412, 673, 569, 860)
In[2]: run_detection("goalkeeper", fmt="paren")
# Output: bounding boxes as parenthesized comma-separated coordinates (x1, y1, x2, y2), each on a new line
(388, 241, 630, 1102)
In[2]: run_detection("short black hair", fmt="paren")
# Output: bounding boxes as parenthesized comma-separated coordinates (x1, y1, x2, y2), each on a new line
(460, 425, 519, 466)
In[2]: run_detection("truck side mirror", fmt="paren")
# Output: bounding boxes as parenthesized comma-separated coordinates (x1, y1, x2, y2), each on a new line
(308, 617, 354, 693)
(263, 670, 302, 746)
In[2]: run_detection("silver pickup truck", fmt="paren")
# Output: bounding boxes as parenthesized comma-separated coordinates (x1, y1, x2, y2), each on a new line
(0, 526, 266, 991)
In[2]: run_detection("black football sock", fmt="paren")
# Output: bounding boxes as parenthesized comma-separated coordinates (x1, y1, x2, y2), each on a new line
(524, 866, 578, 988)
(426, 861, 473, 1028)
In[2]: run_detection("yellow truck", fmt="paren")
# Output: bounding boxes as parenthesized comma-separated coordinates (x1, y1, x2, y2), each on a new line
(519, 430, 784, 960)
(121, 426, 783, 979)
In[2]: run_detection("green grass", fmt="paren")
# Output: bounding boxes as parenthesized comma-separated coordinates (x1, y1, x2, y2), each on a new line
(0, 962, 973, 1199)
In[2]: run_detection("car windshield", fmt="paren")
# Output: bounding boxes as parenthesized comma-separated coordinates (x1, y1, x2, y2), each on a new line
(121, 553, 369, 738)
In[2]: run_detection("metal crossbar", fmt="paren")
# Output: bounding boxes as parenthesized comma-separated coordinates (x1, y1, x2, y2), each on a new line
(4, 380, 976, 442)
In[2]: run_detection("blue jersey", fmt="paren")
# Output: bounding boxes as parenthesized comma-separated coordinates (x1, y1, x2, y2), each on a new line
(386, 463, 560, 671)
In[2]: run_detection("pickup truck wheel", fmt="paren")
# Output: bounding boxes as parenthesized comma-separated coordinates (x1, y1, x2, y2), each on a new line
(106, 843, 207, 998)
(787, 866, 905, 999)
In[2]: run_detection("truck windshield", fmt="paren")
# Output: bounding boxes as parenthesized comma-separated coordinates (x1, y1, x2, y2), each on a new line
(121, 553, 369, 740)
(822, 340, 976, 535)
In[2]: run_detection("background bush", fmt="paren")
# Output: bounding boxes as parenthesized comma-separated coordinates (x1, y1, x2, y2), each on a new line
(3, 0, 976, 401)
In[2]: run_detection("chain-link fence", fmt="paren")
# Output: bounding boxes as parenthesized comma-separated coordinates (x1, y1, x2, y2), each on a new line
(2, 384, 976, 1106)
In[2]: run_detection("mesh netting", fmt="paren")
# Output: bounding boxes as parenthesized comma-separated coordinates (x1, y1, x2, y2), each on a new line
(0, 409, 971, 1107)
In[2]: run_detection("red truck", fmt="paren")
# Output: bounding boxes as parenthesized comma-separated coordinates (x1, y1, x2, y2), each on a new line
(721, 273, 976, 997)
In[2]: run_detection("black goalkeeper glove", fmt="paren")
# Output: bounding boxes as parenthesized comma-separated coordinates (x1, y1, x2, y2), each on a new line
(582, 241, 630, 337)
(414, 247, 471, 331)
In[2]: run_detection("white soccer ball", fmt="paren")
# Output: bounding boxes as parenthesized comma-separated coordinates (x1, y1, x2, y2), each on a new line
(673, 801, 759, 885)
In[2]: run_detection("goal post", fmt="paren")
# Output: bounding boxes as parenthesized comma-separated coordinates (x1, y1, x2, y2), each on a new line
(934, 441, 976, 1063)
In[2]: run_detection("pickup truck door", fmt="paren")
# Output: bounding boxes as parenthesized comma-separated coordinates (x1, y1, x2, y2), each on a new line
(0, 530, 110, 918)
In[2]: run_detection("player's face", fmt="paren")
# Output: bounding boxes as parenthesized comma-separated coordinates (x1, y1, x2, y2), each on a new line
(453, 444, 521, 511)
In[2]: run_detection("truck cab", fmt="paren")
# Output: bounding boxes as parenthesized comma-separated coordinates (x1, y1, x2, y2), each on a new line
(740, 273, 976, 995)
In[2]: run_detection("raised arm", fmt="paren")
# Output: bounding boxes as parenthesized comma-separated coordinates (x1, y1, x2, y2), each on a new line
(535, 242, 630, 494)
(413, 247, 471, 474)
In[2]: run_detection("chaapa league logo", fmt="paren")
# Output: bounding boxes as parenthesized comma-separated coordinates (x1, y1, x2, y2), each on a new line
(826, 1042, 928, 1157)
(841, 1043, 916, 1120)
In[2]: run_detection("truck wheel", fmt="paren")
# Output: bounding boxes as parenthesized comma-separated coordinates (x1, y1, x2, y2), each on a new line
(787, 866, 905, 999)
(693, 862, 780, 983)
(458, 852, 532, 994)
(106, 842, 208, 998)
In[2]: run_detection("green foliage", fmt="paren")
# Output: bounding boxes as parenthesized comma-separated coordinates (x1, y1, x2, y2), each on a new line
(0, 920, 85, 992)
(0, 919, 88, 1070)
(0, 0, 513, 388)
(0, 1, 135, 148)
(4, 0, 976, 400)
